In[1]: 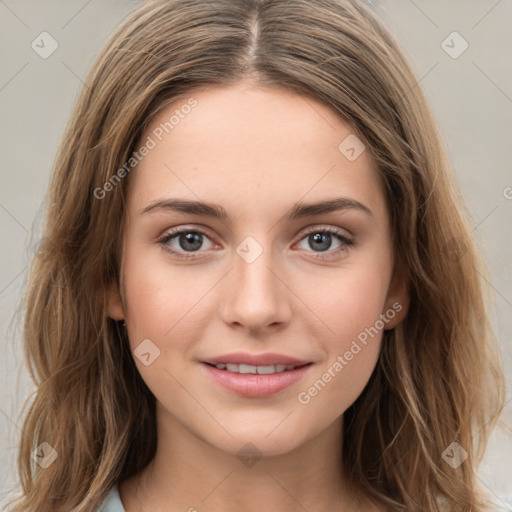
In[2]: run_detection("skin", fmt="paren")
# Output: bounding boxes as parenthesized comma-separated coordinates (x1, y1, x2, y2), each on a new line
(108, 81, 409, 512)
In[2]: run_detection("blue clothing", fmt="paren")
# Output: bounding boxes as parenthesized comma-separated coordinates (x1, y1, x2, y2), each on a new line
(98, 484, 125, 512)
(97, 483, 512, 511)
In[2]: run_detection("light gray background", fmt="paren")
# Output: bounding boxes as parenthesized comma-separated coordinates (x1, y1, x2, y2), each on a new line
(1, 0, 511, 509)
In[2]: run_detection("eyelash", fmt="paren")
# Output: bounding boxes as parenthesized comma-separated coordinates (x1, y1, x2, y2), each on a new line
(157, 225, 355, 261)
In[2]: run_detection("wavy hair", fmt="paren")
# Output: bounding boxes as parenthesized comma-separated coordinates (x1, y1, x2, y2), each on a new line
(9, 0, 505, 510)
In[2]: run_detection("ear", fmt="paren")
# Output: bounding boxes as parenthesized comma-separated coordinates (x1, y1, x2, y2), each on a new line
(106, 280, 125, 321)
(382, 264, 409, 330)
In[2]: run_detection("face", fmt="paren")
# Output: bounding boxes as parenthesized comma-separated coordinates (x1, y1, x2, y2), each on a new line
(108, 82, 408, 457)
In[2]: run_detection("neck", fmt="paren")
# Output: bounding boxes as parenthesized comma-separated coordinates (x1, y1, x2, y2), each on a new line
(119, 403, 370, 512)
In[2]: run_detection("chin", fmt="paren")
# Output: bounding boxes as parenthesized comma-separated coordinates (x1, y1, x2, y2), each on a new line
(203, 425, 309, 460)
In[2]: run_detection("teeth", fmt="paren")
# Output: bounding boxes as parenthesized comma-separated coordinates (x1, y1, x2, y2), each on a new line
(214, 363, 298, 374)
(238, 364, 257, 374)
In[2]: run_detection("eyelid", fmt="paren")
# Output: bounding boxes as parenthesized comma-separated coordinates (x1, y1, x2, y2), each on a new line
(293, 224, 355, 260)
(157, 223, 351, 243)
(298, 224, 352, 239)
(156, 225, 218, 258)
(157, 223, 355, 260)
(157, 224, 216, 242)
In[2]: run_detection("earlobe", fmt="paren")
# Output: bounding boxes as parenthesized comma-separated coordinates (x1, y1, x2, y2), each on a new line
(106, 281, 125, 321)
(383, 265, 410, 330)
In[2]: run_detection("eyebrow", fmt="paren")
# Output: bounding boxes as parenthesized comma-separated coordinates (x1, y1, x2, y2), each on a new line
(140, 196, 373, 220)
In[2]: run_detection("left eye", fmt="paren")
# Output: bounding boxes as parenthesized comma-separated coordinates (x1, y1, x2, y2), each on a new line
(296, 228, 353, 254)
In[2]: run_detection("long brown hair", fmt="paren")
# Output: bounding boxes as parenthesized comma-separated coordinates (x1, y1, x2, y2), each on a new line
(9, 0, 505, 510)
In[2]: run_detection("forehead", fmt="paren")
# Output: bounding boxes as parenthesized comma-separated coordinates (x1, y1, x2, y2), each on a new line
(126, 83, 387, 222)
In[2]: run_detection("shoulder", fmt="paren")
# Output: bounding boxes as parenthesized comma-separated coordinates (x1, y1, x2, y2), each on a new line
(97, 484, 126, 512)
(55, 484, 126, 512)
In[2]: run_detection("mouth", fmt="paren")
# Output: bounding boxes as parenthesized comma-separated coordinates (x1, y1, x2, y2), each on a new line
(205, 362, 311, 374)
(201, 362, 313, 398)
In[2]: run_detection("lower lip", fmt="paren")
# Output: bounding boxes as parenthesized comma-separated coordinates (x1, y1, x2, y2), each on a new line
(202, 363, 313, 398)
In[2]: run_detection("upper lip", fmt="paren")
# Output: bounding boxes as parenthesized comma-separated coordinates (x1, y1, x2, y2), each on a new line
(202, 352, 311, 367)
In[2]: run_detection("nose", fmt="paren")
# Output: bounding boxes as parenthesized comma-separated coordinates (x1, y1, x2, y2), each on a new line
(219, 242, 292, 334)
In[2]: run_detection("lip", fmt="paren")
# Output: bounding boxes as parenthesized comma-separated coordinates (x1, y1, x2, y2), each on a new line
(202, 352, 311, 367)
(201, 361, 313, 398)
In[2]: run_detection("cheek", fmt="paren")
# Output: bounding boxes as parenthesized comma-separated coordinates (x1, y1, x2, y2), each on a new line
(120, 251, 207, 399)
(317, 276, 384, 384)
(121, 244, 216, 357)
(301, 343, 380, 420)
(293, 257, 390, 410)
(297, 255, 392, 343)
(297, 287, 385, 419)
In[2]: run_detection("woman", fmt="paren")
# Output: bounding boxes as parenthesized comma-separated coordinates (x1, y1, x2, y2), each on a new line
(9, 0, 507, 510)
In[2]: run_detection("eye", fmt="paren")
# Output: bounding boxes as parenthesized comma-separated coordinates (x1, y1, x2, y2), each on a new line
(157, 226, 216, 259)
(295, 226, 354, 260)
(157, 225, 355, 261)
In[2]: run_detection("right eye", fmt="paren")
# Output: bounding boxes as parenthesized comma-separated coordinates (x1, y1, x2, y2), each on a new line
(157, 226, 218, 259)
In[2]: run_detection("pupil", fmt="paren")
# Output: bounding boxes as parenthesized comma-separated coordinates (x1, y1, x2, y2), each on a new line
(177, 232, 333, 253)
(179, 232, 202, 251)
(310, 233, 331, 252)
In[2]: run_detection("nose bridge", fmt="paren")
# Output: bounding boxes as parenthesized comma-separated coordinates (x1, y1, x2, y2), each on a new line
(220, 234, 291, 331)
